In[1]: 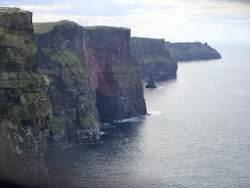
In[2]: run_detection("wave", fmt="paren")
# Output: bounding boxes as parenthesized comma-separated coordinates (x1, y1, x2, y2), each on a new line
(147, 111, 162, 116)
(113, 116, 142, 123)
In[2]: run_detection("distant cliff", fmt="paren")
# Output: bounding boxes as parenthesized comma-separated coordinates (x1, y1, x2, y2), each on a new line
(131, 37, 177, 81)
(165, 42, 221, 61)
(35, 21, 100, 147)
(0, 8, 51, 186)
(83, 27, 147, 122)
(34, 22, 146, 145)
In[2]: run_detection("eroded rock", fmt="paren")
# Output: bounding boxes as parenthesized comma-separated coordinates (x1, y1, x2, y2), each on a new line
(0, 7, 51, 187)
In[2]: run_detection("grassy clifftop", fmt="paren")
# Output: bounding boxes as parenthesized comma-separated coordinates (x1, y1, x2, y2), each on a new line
(33, 20, 75, 34)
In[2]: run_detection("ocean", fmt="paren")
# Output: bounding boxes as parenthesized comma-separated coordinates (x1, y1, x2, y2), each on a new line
(46, 43, 250, 188)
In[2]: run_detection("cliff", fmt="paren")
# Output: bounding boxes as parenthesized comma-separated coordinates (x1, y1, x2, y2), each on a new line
(165, 42, 221, 61)
(35, 21, 100, 147)
(34, 23, 146, 145)
(83, 26, 147, 122)
(0, 8, 51, 186)
(130, 37, 177, 81)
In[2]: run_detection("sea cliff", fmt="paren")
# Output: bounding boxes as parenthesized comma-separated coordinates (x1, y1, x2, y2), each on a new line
(165, 42, 221, 61)
(1, 8, 147, 187)
(34, 23, 146, 145)
(35, 21, 100, 148)
(0, 8, 51, 186)
(83, 27, 147, 122)
(131, 37, 177, 81)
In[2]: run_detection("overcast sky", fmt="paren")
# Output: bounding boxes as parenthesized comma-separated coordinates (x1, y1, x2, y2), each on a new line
(2, 0, 250, 42)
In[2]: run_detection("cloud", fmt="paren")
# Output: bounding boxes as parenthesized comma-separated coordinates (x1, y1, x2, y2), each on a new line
(2, 0, 250, 42)
(216, 24, 230, 29)
(220, 19, 250, 23)
(3, 0, 141, 16)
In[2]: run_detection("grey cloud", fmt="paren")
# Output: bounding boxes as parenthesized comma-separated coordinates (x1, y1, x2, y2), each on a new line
(2, 0, 141, 16)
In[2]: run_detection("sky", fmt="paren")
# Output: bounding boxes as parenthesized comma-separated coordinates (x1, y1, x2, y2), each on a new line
(1, 0, 250, 43)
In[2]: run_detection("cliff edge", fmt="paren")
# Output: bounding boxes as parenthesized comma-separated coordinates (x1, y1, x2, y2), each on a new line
(165, 42, 221, 61)
(83, 26, 147, 122)
(131, 37, 177, 81)
(34, 23, 147, 146)
(35, 21, 100, 147)
(0, 7, 51, 187)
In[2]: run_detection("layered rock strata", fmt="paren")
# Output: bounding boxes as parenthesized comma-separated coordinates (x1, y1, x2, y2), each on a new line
(131, 37, 177, 81)
(83, 26, 147, 122)
(35, 23, 146, 144)
(0, 8, 51, 187)
(35, 21, 100, 147)
(165, 42, 221, 61)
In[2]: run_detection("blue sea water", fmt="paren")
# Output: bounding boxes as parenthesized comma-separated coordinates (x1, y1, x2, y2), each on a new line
(46, 43, 250, 188)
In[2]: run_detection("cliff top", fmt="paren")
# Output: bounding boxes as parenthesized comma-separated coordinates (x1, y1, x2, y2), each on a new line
(166, 42, 205, 46)
(83, 25, 130, 31)
(130, 36, 167, 56)
(33, 20, 76, 34)
(165, 41, 221, 61)
(33, 20, 130, 34)
(0, 7, 30, 13)
(131, 36, 165, 41)
(0, 7, 33, 33)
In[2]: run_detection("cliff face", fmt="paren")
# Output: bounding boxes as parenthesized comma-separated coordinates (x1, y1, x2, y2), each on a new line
(83, 27, 147, 122)
(165, 42, 221, 61)
(35, 21, 100, 147)
(0, 8, 51, 186)
(131, 37, 177, 81)
(35, 23, 146, 145)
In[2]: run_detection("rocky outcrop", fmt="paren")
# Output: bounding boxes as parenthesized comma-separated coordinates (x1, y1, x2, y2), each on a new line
(165, 42, 221, 61)
(145, 77, 157, 88)
(35, 21, 100, 147)
(83, 26, 147, 122)
(131, 37, 177, 81)
(0, 8, 51, 187)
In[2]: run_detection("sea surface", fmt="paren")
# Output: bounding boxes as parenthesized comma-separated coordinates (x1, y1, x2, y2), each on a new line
(46, 43, 250, 188)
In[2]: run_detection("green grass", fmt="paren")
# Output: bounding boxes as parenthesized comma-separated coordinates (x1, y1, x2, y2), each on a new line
(40, 46, 86, 88)
(84, 25, 129, 31)
(0, 29, 37, 55)
(33, 20, 75, 34)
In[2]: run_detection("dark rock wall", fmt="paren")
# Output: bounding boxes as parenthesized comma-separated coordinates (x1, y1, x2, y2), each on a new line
(0, 8, 51, 187)
(35, 24, 146, 144)
(131, 37, 177, 81)
(35, 22, 100, 147)
(165, 42, 221, 61)
(83, 27, 147, 122)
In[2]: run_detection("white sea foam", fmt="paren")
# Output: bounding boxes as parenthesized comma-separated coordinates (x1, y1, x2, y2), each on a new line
(100, 131, 106, 135)
(147, 111, 162, 116)
(113, 116, 142, 123)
